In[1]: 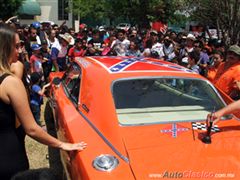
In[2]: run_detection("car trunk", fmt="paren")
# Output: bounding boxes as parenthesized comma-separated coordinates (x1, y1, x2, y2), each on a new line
(120, 120, 240, 179)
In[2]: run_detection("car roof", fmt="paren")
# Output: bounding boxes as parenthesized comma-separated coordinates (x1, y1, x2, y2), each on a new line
(75, 56, 201, 78)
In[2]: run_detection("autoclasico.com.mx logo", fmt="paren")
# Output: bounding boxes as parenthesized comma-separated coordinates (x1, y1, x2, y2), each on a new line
(149, 171, 235, 178)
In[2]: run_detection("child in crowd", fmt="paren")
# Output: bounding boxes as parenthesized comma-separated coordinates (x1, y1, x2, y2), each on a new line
(30, 72, 50, 126)
(30, 44, 44, 77)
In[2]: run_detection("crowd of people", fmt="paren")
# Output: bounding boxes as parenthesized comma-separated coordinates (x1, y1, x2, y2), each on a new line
(0, 18, 240, 179)
(9, 20, 240, 99)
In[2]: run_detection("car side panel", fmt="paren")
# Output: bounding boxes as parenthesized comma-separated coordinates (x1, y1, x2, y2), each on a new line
(52, 85, 134, 180)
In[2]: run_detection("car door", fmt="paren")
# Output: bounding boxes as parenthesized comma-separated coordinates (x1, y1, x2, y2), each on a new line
(54, 63, 82, 179)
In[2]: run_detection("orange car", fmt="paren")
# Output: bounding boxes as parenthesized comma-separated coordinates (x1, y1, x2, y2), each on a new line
(48, 56, 240, 180)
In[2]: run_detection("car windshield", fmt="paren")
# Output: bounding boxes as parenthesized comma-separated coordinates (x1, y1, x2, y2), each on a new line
(112, 78, 225, 125)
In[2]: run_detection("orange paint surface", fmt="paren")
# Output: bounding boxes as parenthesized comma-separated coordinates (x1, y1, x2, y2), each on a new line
(49, 57, 240, 179)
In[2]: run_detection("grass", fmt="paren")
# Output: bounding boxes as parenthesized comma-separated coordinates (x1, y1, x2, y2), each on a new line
(25, 136, 49, 169)
(25, 98, 49, 169)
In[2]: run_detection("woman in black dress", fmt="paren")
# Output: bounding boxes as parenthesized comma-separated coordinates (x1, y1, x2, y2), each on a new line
(0, 24, 87, 179)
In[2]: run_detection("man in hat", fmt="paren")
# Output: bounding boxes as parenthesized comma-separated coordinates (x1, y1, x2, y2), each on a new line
(178, 33, 195, 62)
(50, 33, 74, 71)
(213, 45, 240, 100)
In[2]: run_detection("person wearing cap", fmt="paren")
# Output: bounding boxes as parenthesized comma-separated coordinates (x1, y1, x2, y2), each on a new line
(79, 23, 86, 30)
(213, 45, 240, 100)
(99, 26, 109, 41)
(31, 22, 41, 29)
(178, 33, 195, 62)
(50, 33, 74, 71)
(86, 29, 105, 56)
(180, 56, 189, 67)
(150, 30, 158, 36)
(30, 44, 44, 77)
(149, 30, 164, 59)
(35, 21, 50, 48)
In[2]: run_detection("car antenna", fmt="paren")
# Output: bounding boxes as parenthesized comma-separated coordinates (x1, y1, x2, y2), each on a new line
(202, 107, 215, 144)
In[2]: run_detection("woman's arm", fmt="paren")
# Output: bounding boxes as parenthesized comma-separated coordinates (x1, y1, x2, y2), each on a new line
(2, 76, 86, 151)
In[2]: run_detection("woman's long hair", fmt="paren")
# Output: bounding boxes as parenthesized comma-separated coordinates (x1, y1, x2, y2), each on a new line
(0, 24, 16, 74)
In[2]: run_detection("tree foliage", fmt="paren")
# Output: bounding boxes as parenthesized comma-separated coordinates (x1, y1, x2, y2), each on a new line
(186, 0, 240, 45)
(70, 0, 106, 20)
(71, 0, 185, 27)
(71, 0, 239, 45)
(0, 0, 24, 20)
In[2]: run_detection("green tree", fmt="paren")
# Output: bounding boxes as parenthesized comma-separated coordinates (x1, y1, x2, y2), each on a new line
(70, 0, 106, 21)
(187, 0, 240, 45)
(71, 0, 187, 28)
(108, 0, 183, 27)
(0, 0, 24, 20)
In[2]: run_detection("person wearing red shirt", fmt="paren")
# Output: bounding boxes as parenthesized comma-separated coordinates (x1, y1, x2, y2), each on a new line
(68, 38, 86, 62)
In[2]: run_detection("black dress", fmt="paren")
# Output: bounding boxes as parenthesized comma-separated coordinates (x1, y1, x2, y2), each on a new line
(0, 74, 29, 179)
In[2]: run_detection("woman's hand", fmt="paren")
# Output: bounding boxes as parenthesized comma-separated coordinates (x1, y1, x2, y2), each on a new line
(59, 141, 87, 151)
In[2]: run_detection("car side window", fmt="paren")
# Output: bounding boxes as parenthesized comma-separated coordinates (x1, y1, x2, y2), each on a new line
(62, 63, 81, 104)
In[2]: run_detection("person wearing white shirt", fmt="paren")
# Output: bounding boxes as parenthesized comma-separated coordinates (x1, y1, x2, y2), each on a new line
(111, 29, 130, 56)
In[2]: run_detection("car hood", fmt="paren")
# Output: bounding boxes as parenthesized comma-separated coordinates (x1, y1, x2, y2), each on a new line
(120, 120, 240, 179)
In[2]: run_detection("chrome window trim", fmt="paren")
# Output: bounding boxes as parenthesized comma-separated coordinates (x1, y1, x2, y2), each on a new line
(76, 108, 129, 163)
(111, 76, 227, 127)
